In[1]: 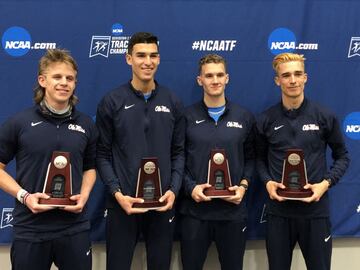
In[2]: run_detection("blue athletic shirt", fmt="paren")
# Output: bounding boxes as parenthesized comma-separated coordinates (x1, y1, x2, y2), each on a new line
(208, 105, 225, 123)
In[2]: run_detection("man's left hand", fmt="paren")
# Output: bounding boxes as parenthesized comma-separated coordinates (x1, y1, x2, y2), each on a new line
(156, 190, 175, 212)
(301, 180, 330, 203)
(62, 193, 89, 213)
(221, 185, 246, 205)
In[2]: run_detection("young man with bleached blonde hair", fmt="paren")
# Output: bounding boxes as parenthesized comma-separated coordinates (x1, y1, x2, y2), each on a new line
(256, 52, 349, 270)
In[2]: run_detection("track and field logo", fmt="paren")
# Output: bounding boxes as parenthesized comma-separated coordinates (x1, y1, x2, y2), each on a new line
(268, 27, 318, 55)
(89, 36, 111, 58)
(2, 26, 56, 57)
(1, 208, 14, 229)
(89, 23, 130, 58)
(343, 112, 360, 140)
(348, 37, 360, 58)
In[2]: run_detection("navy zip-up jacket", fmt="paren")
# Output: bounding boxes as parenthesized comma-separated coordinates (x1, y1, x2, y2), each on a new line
(256, 98, 349, 218)
(0, 105, 98, 241)
(96, 82, 185, 206)
(179, 100, 255, 220)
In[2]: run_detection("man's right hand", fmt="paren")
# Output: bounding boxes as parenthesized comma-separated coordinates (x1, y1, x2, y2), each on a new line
(25, 193, 56, 213)
(114, 192, 148, 215)
(265, 180, 286, 202)
(191, 183, 212, 203)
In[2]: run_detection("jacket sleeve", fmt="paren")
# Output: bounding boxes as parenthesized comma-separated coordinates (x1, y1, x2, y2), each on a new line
(0, 117, 18, 165)
(323, 115, 350, 185)
(183, 167, 197, 196)
(169, 98, 185, 196)
(255, 115, 273, 184)
(181, 109, 196, 197)
(242, 114, 256, 183)
(83, 120, 99, 171)
(95, 97, 123, 195)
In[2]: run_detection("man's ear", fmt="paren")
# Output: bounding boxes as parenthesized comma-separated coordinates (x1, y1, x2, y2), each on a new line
(197, 76, 203, 86)
(303, 73, 308, 84)
(274, 76, 280, 86)
(125, 53, 132, 66)
(38, 75, 46, 88)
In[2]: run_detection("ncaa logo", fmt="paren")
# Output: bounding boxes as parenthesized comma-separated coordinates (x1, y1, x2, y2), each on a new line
(112, 23, 123, 36)
(1, 26, 31, 57)
(343, 112, 360, 140)
(268, 28, 296, 55)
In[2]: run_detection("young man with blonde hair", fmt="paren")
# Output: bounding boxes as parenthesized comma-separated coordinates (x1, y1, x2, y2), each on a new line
(256, 52, 349, 270)
(0, 49, 98, 270)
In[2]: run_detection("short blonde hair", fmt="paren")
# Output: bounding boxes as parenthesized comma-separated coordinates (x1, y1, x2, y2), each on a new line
(272, 53, 306, 74)
(34, 49, 78, 105)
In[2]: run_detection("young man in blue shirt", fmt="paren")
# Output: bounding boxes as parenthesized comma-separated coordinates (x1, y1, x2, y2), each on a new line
(179, 54, 255, 270)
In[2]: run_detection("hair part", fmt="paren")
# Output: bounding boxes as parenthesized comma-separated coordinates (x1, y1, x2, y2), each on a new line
(272, 53, 306, 74)
(198, 54, 227, 75)
(127, 32, 159, 55)
(34, 48, 78, 105)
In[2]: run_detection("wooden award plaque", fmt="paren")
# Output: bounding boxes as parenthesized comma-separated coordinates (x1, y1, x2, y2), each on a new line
(203, 149, 235, 198)
(277, 149, 313, 200)
(39, 151, 76, 206)
(133, 157, 166, 210)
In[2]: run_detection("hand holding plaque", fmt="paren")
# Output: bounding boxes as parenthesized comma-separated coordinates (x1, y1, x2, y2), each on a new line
(277, 149, 313, 200)
(203, 149, 235, 198)
(133, 157, 166, 210)
(39, 151, 76, 206)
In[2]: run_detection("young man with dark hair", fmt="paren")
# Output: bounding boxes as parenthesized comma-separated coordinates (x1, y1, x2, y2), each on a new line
(179, 54, 255, 270)
(256, 52, 349, 270)
(96, 32, 185, 270)
(0, 49, 98, 270)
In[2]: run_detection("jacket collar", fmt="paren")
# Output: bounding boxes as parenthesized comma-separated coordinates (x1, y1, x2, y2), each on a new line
(200, 97, 229, 111)
(35, 103, 77, 122)
(128, 80, 159, 100)
(281, 97, 308, 119)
